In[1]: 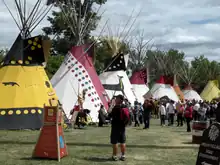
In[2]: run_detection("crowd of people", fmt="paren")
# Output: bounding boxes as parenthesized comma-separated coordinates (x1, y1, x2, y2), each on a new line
(116, 98, 219, 132)
(96, 96, 220, 161)
(98, 97, 220, 132)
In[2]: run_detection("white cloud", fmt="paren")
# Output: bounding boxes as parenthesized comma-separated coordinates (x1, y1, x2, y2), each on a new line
(0, 0, 220, 61)
(0, 0, 52, 47)
(96, 0, 220, 61)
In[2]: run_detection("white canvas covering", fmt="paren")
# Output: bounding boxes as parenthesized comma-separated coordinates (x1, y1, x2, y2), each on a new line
(51, 52, 104, 122)
(183, 89, 202, 101)
(145, 83, 179, 102)
(132, 84, 149, 103)
(99, 70, 136, 104)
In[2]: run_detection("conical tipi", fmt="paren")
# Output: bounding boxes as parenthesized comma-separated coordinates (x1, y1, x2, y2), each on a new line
(182, 85, 202, 101)
(128, 30, 153, 103)
(99, 14, 140, 105)
(99, 53, 137, 104)
(0, 1, 56, 129)
(143, 53, 179, 102)
(130, 69, 149, 103)
(177, 60, 202, 101)
(50, 1, 109, 122)
(144, 76, 179, 102)
(200, 80, 220, 102)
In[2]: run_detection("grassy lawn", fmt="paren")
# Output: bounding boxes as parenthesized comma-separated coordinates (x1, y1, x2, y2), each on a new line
(0, 119, 199, 165)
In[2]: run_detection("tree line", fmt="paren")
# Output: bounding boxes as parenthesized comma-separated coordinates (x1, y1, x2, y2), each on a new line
(1, 0, 220, 93)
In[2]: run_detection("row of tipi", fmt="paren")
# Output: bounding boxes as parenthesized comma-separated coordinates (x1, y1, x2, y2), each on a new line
(0, 1, 219, 130)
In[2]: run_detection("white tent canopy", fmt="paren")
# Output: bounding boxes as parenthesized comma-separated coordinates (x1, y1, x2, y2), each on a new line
(183, 89, 202, 101)
(144, 83, 179, 102)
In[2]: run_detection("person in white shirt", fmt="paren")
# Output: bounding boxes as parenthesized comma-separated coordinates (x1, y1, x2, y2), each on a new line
(167, 100, 175, 126)
(193, 101, 200, 120)
(159, 102, 166, 126)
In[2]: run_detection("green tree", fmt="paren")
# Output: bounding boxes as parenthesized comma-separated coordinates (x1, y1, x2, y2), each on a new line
(190, 55, 220, 92)
(143, 49, 185, 87)
(43, 0, 107, 55)
(45, 55, 64, 79)
(128, 35, 152, 72)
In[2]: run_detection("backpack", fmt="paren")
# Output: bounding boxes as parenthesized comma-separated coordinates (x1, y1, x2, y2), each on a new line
(120, 108, 130, 126)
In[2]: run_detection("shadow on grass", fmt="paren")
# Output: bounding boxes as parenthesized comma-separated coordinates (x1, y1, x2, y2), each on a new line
(83, 156, 112, 162)
(0, 141, 198, 149)
(171, 129, 188, 133)
(182, 141, 199, 145)
(20, 157, 57, 161)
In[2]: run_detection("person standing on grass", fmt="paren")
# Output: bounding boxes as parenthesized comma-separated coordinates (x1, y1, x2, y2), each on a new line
(167, 100, 175, 126)
(133, 101, 140, 127)
(143, 99, 153, 129)
(108, 94, 129, 161)
(98, 105, 107, 127)
(193, 101, 200, 121)
(159, 102, 166, 126)
(139, 102, 144, 124)
(176, 101, 184, 126)
(184, 102, 193, 132)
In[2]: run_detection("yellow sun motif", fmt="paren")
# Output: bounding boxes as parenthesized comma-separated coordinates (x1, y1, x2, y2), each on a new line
(18, 60, 23, 64)
(31, 46, 35, 50)
(37, 44, 42, 48)
(38, 109, 42, 114)
(34, 37, 39, 42)
(0, 111, 6, 115)
(10, 61, 16, 64)
(24, 110, 29, 114)
(8, 110, 13, 115)
(28, 40, 32, 44)
(25, 61, 30, 65)
(28, 56, 32, 60)
(31, 109, 36, 114)
(16, 110, 21, 115)
(33, 42, 37, 46)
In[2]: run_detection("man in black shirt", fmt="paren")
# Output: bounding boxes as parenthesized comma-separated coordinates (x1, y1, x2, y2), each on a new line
(108, 94, 126, 161)
(143, 99, 153, 129)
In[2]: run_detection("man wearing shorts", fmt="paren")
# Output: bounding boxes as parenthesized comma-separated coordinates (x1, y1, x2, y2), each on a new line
(108, 94, 126, 161)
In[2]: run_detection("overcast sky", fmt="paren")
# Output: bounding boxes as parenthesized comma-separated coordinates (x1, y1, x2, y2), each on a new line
(1, 0, 220, 61)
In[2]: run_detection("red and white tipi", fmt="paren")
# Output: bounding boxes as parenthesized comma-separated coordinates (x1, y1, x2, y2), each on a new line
(144, 76, 179, 102)
(49, 1, 109, 122)
(130, 69, 149, 103)
(51, 45, 109, 122)
(182, 85, 202, 101)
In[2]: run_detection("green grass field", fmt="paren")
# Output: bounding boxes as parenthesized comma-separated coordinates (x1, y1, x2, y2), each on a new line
(0, 119, 199, 165)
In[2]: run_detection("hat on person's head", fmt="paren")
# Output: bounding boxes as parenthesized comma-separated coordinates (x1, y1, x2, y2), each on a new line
(115, 94, 124, 101)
